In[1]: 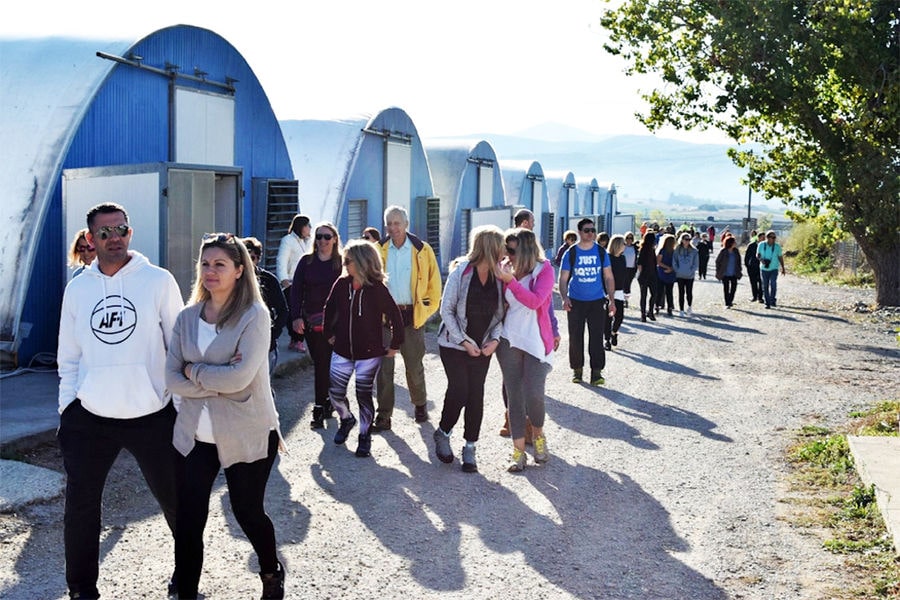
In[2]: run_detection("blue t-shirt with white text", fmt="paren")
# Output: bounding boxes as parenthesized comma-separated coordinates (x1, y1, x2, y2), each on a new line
(561, 243, 610, 301)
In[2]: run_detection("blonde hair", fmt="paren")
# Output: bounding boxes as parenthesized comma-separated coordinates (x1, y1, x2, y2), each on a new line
(658, 233, 676, 254)
(466, 225, 504, 266)
(608, 234, 626, 257)
(68, 228, 94, 268)
(507, 227, 545, 277)
(189, 233, 262, 330)
(343, 239, 385, 286)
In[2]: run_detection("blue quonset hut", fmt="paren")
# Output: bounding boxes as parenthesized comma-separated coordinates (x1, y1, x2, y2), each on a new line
(501, 159, 554, 257)
(424, 140, 510, 271)
(280, 108, 435, 251)
(544, 170, 578, 255)
(0, 26, 293, 367)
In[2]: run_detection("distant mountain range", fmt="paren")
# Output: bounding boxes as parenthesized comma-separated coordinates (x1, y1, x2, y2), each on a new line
(426, 122, 786, 219)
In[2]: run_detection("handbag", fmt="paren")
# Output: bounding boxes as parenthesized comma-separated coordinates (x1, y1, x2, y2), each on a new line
(306, 312, 325, 333)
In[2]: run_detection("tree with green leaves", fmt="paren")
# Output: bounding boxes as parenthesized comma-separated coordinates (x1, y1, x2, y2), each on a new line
(601, 0, 899, 305)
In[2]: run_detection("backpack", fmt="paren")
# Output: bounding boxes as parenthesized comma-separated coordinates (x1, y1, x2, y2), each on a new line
(567, 243, 608, 296)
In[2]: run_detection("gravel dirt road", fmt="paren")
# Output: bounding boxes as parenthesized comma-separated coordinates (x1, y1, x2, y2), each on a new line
(1, 272, 898, 599)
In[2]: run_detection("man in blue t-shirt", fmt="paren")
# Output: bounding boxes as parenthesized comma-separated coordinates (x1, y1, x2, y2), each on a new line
(558, 218, 616, 386)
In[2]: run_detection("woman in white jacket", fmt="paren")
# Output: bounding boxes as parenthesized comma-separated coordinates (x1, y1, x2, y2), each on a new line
(277, 214, 311, 350)
(165, 233, 285, 599)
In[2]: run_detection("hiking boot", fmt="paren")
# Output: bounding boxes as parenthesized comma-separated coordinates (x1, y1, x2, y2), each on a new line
(355, 433, 372, 458)
(260, 560, 285, 599)
(648, 311, 656, 321)
(498, 411, 511, 437)
(461, 444, 477, 473)
(414, 404, 428, 423)
(507, 448, 527, 473)
(433, 429, 453, 463)
(371, 416, 392, 432)
(309, 406, 325, 430)
(334, 415, 357, 445)
(590, 369, 605, 387)
(572, 368, 583, 383)
(533, 435, 550, 464)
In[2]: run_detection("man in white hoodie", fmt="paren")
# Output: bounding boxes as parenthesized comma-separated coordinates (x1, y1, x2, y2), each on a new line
(57, 203, 184, 599)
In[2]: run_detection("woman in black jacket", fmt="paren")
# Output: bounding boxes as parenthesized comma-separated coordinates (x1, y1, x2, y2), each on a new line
(635, 231, 659, 322)
(323, 240, 404, 457)
(604, 235, 628, 348)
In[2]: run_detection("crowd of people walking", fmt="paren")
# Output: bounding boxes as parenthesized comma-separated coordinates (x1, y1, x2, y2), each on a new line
(58, 200, 785, 599)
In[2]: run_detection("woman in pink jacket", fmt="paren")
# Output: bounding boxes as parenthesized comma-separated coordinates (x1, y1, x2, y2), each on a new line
(495, 228, 555, 472)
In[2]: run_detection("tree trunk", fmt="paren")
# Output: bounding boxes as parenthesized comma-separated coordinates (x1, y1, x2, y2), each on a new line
(856, 237, 900, 307)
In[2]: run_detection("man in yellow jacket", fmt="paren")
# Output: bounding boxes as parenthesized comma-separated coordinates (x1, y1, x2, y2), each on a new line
(372, 205, 442, 431)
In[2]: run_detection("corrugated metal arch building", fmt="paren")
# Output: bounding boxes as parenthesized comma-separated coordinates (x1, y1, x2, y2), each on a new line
(0, 25, 293, 366)
(501, 159, 554, 256)
(425, 140, 509, 270)
(280, 108, 435, 251)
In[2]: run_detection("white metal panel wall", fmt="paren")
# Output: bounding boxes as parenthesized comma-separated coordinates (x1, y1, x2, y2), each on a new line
(63, 171, 162, 275)
(478, 165, 493, 209)
(175, 88, 235, 166)
(471, 207, 511, 231)
(532, 180, 543, 238)
(385, 141, 411, 214)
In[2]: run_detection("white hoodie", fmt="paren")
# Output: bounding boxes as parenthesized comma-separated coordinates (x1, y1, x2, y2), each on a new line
(57, 251, 184, 418)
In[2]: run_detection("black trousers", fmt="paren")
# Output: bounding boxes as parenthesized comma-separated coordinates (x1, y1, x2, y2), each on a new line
(567, 297, 607, 370)
(305, 327, 332, 410)
(698, 255, 710, 279)
(638, 276, 657, 317)
(175, 431, 279, 598)
(676, 278, 694, 311)
(657, 281, 675, 312)
(604, 298, 625, 339)
(721, 276, 738, 306)
(438, 346, 492, 441)
(747, 266, 762, 300)
(58, 400, 178, 598)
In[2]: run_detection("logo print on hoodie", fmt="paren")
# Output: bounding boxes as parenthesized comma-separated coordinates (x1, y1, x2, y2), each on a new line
(91, 295, 137, 344)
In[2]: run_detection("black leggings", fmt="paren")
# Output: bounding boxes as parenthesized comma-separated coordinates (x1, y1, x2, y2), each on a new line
(605, 298, 625, 339)
(657, 281, 675, 312)
(676, 278, 694, 311)
(175, 431, 279, 598)
(639, 277, 657, 316)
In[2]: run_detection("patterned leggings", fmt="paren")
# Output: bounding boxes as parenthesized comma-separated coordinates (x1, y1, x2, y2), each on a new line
(329, 353, 382, 435)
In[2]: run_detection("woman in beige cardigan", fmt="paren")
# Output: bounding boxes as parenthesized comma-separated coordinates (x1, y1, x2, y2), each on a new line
(165, 233, 284, 599)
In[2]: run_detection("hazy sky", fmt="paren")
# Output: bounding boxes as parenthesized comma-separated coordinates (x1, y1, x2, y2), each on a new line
(2, 0, 732, 144)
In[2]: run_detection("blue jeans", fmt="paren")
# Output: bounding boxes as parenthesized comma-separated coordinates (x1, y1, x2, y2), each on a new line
(761, 269, 779, 306)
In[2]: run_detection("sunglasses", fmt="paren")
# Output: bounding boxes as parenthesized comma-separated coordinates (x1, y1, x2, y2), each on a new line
(76, 245, 95, 252)
(95, 225, 130, 240)
(581, 227, 596, 234)
(201, 232, 235, 244)
(505, 245, 517, 255)
(316, 233, 334, 241)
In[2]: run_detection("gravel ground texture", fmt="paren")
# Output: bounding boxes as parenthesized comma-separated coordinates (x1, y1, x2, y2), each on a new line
(1, 272, 898, 600)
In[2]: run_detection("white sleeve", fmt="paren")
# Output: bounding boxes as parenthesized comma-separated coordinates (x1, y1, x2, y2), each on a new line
(56, 286, 80, 413)
(276, 235, 291, 281)
(160, 272, 185, 349)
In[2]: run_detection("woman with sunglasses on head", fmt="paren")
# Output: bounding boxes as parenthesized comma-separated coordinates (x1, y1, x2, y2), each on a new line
(323, 240, 404, 458)
(68, 228, 96, 278)
(495, 228, 555, 472)
(277, 214, 312, 351)
(165, 233, 285, 599)
(289, 223, 343, 429)
(433, 225, 506, 472)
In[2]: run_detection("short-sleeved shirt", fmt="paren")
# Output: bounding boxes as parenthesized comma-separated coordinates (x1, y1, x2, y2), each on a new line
(560, 243, 610, 302)
(757, 242, 782, 271)
(385, 236, 413, 305)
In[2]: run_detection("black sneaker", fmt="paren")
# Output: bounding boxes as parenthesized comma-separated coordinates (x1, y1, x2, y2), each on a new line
(334, 416, 357, 445)
(611, 333, 618, 346)
(414, 404, 428, 423)
(371, 416, 392, 432)
(260, 561, 285, 599)
(355, 433, 372, 457)
(309, 406, 325, 430)
(604, 339, 611, 351)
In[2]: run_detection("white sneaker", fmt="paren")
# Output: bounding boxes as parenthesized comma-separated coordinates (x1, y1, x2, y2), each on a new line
(686, 307, 693, 316)
(679, 310, 686, 318)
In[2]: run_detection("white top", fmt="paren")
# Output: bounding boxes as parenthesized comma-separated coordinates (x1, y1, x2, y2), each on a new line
(194, 317, 218, 443)
(501, 264, 553, 365)
(276, 232, 312, 283)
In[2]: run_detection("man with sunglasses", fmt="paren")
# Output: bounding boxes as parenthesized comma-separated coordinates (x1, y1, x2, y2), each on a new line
(558, 218, 616, 386)
(57, 202, 184, 599)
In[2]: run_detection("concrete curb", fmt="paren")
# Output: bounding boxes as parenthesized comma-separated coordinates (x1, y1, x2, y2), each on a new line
(847, 435, 900, 556)
(0, 459, 65, 512)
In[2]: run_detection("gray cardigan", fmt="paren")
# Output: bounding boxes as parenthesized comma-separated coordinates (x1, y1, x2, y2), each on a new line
(166, 301, 281, 468)
(437, 259, 505, 351)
